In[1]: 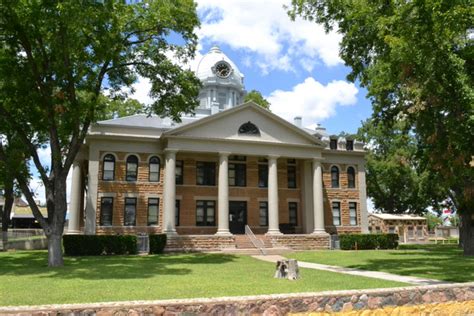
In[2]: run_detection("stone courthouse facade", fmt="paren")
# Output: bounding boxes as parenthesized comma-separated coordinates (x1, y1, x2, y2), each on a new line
(67, 47, 369, 251)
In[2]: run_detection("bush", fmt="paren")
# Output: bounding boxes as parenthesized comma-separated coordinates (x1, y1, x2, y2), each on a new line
(63, 235, 138, 256)
(339, 233, 398, 250)
(149, 234, 167, 254)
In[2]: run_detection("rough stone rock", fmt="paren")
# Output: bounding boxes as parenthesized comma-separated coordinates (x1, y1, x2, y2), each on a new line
(262, 305, 282, 316)
(359, 294, 369, 302)
(368, 296, 383, 309)
(342, 302, 353, 312)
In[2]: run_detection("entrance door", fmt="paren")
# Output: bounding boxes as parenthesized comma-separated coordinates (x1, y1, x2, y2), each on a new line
(229, 201, 247, 234)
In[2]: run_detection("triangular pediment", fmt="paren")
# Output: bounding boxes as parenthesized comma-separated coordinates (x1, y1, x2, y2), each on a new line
(164, 102, 325, 147)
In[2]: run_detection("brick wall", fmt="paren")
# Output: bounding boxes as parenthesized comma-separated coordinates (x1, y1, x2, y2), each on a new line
(94, 152, 363, 236)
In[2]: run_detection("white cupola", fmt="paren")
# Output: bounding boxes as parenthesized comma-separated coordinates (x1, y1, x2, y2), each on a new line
(193, 46, 246, 115)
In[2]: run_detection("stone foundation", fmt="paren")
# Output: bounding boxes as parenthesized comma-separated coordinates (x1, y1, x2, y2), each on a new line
(269, 234, 330, 250)
(165, 235, 235, 252)
(1, 283, 472, 315)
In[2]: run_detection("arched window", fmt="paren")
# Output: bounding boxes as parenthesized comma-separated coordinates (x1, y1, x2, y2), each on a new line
(102, 154, 115, 181)
(331, 166, 339, 188)
(126, 155, 139, 181)
(149, 156, 161, 182)
(238, 121, 260, 136)
(347, 166, 356, 188)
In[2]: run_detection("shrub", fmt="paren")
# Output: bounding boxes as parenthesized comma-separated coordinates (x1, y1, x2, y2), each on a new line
(339, 233, 398, 250)
(149, 234, 167, 254)
(63, 235, 138, 256)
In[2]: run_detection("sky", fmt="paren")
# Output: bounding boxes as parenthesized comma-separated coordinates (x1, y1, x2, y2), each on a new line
(29, 0, 374, 209)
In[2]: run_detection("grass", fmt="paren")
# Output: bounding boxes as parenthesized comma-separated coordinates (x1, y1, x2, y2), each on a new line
(0, 251, 406, 306)
(288, 244, 474, 283)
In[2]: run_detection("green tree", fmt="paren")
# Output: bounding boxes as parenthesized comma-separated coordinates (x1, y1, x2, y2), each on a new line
(358, 118, 447, 215)
(290, 0, 474, 255)
(425, 213, 443, 232)
(98, 97, 144, 120)
(0, 0, 201, 266)
(244, 90, 270, 109)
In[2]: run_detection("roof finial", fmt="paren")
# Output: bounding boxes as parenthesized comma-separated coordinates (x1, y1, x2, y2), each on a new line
(210, 45, 221, 53)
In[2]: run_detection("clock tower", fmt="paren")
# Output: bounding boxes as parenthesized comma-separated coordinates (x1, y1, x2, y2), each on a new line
(193, 46, 246, 116)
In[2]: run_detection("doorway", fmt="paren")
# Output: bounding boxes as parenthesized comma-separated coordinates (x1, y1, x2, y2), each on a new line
(229, 201, 247, 234)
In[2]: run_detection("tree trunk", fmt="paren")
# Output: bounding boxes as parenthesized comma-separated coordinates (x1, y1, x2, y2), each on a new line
(1, 183, 14, 251)
(460, 212, 474, 256)
(43, 176, 68, 267)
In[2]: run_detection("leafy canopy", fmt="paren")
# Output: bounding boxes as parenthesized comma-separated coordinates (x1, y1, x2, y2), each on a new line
(244, 90, 270, 109)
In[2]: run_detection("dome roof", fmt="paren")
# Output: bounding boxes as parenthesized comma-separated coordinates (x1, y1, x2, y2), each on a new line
(195, 46, 244, 88)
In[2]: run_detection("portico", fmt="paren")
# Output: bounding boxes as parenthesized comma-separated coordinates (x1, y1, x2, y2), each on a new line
(160, 149, 328, 237)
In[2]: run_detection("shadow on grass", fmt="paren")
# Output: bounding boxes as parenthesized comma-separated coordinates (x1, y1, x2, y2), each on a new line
(346, 246, 474, 283)
(0, 251, 239, 280)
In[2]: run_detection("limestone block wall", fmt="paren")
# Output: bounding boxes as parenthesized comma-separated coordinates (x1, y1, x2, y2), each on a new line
(269, 234, 330, 250)
(2, 283, 472, 315)
(322, 163, 362, 234)
(93, 151, 365, 236)
(165, 235, 235, 252)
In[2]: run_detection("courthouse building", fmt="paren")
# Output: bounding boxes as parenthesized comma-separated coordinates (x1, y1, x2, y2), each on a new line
(67, 46, 369, 251)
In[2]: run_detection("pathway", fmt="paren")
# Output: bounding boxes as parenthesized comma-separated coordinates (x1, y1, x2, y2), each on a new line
(252, 255, 452, 286)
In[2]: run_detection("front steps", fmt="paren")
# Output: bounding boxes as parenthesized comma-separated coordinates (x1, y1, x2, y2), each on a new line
(222, 234, 292, 255)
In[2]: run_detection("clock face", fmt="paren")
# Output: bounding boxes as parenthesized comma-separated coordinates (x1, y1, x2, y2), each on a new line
(214, 61, 232, 78)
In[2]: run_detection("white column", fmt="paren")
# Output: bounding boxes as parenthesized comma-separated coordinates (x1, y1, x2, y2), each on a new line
(358, 163, 369, 233)
(68, 161, 82, 234)
(312, 159, 326, 234)
(216, 152, 231, 235)
(85, 144, 99, 235)
(266, 155, 282, 235)
(163, 149, 178, 235)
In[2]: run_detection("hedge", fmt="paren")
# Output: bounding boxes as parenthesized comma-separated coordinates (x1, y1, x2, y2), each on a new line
(339, 233, 398, 250)
(149, 234, 167, 254)
(63, 235, 138, 256)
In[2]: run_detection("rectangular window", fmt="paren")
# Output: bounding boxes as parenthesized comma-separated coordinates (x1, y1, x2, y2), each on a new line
(100, 197, 113, 226)
(103, 161, 115, 181)
(176, 160, 183, 185)
(417, 226, 424, 237)
(332, 201, 341, 226)
(259, 202, 268, 226)
(229, 155, 246, 161)
(346, 140, 354, 151)
(289, 202, 298, 225)
(349, 202, 357, 226)
(124, 198, 136, 226)
(196, 161, 216, 186)
(388, 226, 396, 234)
(175, 200, 180, 226)
(258, 164, 268, 188)
(196, 200, 216, 226)
(147, 198, 159, 226)
(287, 165, 297, 188)
(330, 139, 337, 150)
(229, 163, 246, 186)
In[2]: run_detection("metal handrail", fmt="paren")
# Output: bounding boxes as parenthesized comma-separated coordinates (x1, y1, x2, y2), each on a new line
(245, 225, 266, 255)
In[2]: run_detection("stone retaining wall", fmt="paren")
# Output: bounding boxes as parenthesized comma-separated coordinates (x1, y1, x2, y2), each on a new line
(3, 282, 472, 315)
(269, 234, 330, 250)
(165, 235, 235, 252)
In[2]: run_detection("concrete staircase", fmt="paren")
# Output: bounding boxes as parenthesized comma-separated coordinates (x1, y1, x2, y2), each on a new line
(222, 234, 292, 255)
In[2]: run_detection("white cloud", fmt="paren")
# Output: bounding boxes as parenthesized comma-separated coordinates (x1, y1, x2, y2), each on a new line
(196, 0, 342, 73)
(267, 77, 358, 126)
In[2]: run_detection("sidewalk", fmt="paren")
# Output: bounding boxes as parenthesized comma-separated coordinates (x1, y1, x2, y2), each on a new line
(252, 255, 452, 286)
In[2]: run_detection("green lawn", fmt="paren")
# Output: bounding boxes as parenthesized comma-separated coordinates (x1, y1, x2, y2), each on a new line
(0, 251, 406, 306)
(288, 244, 474, 283)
